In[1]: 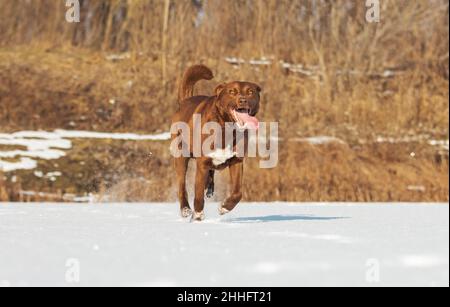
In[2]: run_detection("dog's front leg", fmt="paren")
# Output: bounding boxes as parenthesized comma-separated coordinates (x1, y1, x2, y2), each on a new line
(192, 160, 209, 221)
(219, 162, 243, 215)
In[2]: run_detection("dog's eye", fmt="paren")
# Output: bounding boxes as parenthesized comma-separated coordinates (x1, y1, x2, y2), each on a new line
(229, 89, 237, 96)
(247, 89, 254, 95)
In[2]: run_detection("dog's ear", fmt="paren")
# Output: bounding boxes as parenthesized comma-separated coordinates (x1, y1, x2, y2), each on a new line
(214, 83, 227, 97)
(253, 84, 262, 93)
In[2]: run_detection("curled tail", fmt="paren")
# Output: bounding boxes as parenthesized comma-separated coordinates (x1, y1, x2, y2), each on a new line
(178, 65, 214, 103)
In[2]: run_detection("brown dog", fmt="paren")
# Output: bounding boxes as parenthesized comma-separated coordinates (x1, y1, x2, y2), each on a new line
(171, 65, 261, 221)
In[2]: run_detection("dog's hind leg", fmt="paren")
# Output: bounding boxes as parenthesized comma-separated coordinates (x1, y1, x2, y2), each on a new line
(205, 170, 215, 199)
(175, 157, 192, 218)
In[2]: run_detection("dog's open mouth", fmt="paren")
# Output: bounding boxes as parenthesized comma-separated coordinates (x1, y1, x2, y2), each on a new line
(231, 108, 259, 130)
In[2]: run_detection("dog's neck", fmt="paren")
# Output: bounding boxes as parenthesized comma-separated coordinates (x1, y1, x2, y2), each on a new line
(212, 97, 233, 125)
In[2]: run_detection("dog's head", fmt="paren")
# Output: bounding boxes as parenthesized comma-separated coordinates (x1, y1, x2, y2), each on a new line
(214, 81, 261, 130)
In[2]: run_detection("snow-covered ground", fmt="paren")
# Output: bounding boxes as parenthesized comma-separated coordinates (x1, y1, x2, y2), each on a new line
(0, 203, 448, 287)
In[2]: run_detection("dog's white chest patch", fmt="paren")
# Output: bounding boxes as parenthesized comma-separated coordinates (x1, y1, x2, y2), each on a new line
(207, 146, 236, 166)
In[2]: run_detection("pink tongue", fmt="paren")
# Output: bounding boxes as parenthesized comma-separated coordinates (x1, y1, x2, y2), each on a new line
(236, 112, 259, 130)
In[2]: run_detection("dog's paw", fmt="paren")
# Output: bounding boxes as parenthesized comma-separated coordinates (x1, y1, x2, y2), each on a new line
(206, 188, 214, 199)
(205, 181, 214, 199)
(180, 207, 193, 218)
(191, 211, 205, 222)
(218, 203, 230, 216)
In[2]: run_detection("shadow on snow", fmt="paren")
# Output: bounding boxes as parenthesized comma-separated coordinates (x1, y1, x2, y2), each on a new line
(225, 215, 349, 223)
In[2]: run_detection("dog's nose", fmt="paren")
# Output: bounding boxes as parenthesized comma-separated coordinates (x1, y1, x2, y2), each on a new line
(239, 97, 247, 105)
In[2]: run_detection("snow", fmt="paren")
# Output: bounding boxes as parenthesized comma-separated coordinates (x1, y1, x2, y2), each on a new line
(429, 139, 450, 151)
(291, 136, 346, 145)
(0, 130, 171, 172)
(51, 129, 171, 141)
(1, 130, 171, 141)
(0, 158, 37, 172)
(105, 53, 131, 62)
(224, 57, 406, 79)
(375, 135, 449, 151)
(0, 203, 447, 287)
(0, 149, 67, 160)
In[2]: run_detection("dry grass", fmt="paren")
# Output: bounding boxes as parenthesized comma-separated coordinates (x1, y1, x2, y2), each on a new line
(0, 0, 448, 136)
(0, 0, 448, 202)
(0, 46, 447, 139)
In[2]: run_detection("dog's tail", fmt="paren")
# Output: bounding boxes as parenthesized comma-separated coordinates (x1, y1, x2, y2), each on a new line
(178, 65, 214, 103)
